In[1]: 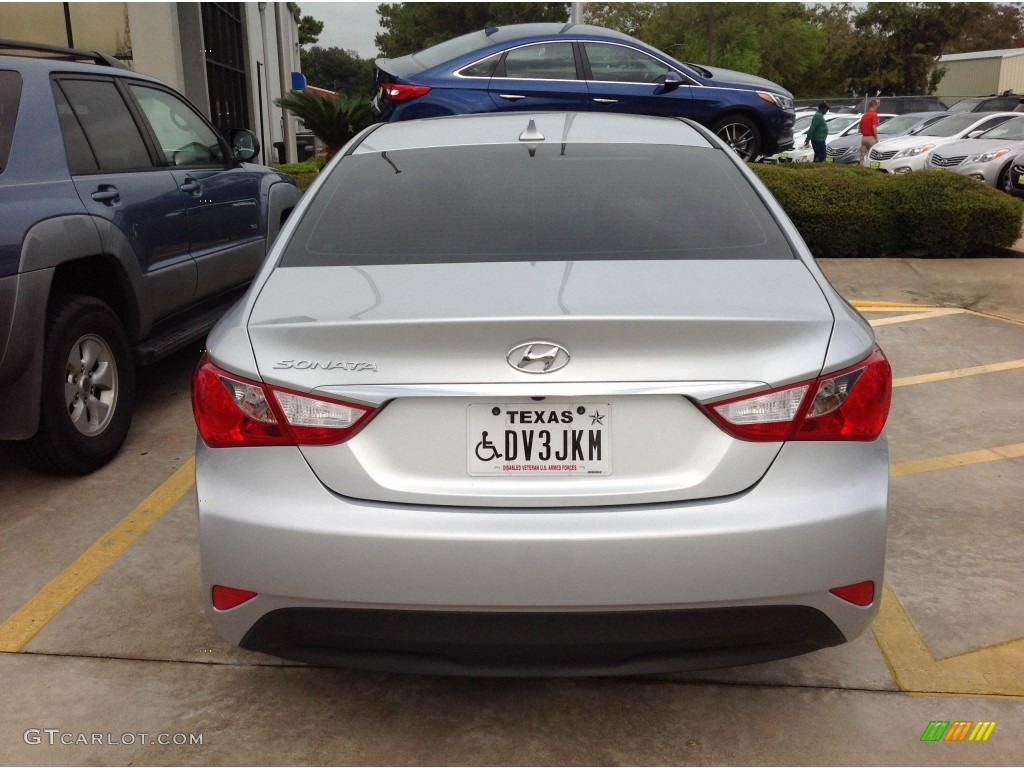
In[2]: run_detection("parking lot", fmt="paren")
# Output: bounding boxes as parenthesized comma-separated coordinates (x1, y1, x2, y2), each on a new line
(1, 257, 1022, 765)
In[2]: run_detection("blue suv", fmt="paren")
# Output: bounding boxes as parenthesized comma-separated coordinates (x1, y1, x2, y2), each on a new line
(372, 23, 796, 161)
(0, 40, 300, 473)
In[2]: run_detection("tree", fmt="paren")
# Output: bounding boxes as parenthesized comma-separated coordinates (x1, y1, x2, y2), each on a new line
(584, 2, 662, 38)
(804, 3, 862, 97)
(375, 2, 570, 59)
(849, 3, 967, 95)
(301, 46, 376, 97)
(942, 2, 1024, 53)
(299, 14, 324, 48)
(274, 91, 373, 158)
(288, 3, 324, 48)
(590, 3, 825, 96)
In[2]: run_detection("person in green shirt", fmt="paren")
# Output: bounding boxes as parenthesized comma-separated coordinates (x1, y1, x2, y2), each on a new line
(802, 102, 830, 162)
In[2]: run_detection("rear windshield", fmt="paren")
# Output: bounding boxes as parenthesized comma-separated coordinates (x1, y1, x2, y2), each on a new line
(282, 142, 795, 267)
(412, 30, 496, 69)
(0, 71, 23, 173)
(947, 100, 983, 114)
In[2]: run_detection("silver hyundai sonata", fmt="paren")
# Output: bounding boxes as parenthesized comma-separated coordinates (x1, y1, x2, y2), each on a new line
(192, 112, 892, 676)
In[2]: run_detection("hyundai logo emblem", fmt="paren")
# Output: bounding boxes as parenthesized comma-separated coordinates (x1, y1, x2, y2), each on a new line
(507, 342, 570, 374)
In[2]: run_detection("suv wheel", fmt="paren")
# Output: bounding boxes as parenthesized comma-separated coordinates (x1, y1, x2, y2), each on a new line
(713, 115, 761, 162)
(20, 295, 135, 475)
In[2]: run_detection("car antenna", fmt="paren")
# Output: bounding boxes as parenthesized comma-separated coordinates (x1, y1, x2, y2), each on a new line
(519, 119, 545, 142)
(519, 119, 545, 157)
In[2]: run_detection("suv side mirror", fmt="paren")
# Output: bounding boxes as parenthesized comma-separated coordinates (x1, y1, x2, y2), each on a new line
(231, 129, 260, 162)
(660, 72, 683, 93)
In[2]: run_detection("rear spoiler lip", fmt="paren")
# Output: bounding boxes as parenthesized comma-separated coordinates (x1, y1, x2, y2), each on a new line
(374, 55, 429, 82)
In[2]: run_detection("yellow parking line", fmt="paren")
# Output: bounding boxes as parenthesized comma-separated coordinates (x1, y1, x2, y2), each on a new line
(851, 301, 944, 310)
(893, 358, 1024, 388)
(869, 308, 965, 327)
(890, 443, 1024, 478)
(873, 582, 1024, 696)
(0, 458, 196, 653)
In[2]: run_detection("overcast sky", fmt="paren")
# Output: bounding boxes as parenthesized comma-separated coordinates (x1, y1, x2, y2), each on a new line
(305, 1, 385, 59)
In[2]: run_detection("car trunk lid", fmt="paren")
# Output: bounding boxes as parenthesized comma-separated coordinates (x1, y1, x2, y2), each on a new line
(245, 258, 835, 507)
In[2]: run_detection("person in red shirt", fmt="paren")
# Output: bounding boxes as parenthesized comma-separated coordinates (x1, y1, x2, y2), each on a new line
(859, 99, 881, 164)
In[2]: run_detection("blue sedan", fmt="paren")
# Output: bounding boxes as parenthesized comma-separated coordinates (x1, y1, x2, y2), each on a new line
(372, 23, 796, 161)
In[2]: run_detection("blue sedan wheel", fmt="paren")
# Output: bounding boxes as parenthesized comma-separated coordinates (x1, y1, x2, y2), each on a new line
(714, 115, 761, 161)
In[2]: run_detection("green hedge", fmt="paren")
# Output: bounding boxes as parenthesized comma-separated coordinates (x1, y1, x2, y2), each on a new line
(750, 163, 1024, 257)
(271, 159, 324, 194)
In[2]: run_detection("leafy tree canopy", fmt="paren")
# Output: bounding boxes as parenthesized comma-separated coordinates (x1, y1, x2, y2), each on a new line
(358, 1, 1024, 98)
(375, 2, 569, 59)
(584, 1, 1024, 98)
(299, 14, 325, 48)
(289, 4, 324, 47)
(301, 46, 376, 97)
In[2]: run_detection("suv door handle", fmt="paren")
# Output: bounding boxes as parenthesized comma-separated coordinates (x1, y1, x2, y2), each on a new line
(592, 98, 619, 104)
(499, 94, 526, 101)
(180, 179, 201, 194)
(90, 186, 120, 204)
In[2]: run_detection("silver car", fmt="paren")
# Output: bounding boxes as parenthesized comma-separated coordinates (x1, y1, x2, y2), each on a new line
(925, 114, 1024, 187)
(826, 111, 951, 165)
(191, 112, 893, 676)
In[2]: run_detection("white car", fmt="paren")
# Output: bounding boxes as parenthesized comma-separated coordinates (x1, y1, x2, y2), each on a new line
(925, 115, 1024, 187)
(864, 112, 1018, 173)
(783, 114, 895, 163)
(765, 114, 862, 163)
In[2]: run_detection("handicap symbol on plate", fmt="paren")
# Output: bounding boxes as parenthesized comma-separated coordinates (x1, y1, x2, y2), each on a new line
(475, 431, 502, 462)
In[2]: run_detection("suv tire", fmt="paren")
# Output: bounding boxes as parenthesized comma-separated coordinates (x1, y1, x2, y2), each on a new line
(19, 295, 135, 475)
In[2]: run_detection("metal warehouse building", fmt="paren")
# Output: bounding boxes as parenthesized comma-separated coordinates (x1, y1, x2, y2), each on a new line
(934, 47, 1024, 104)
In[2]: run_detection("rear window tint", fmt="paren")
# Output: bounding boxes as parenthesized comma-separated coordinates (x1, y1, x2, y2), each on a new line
(282, 143, 794, 267)
(55, 78, 152, 171)
(412, 30, 496, 69)
(52, 81, 99, 174)
(0, 71, 22, 173)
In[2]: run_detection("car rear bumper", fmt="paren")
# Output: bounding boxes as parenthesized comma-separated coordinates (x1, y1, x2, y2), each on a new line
(240, 604, 846, 676)
(197, 438, 889, 674)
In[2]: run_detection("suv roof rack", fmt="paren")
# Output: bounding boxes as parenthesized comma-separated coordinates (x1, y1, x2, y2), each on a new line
(0, 38, 128, 69)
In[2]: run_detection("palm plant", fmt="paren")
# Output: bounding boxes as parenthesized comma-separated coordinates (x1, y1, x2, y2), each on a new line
(274, 90, 374, 158)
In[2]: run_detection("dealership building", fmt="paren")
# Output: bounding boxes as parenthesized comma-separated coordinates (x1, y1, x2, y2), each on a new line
(0, 2, 304, 162)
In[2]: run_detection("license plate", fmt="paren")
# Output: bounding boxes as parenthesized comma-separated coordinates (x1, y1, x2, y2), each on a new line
(1019, 174, 1024, 184)
(779, 153, 789, 160)
(825, 157, 834, 163)
(467, 403, 611, 476)
(870, 161, 880, 169)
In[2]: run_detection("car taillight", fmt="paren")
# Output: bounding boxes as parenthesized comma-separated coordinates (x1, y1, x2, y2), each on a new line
(191, 355, 378, 447)
(383, 83, 431, 101)
(703, 346, 891, 442)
